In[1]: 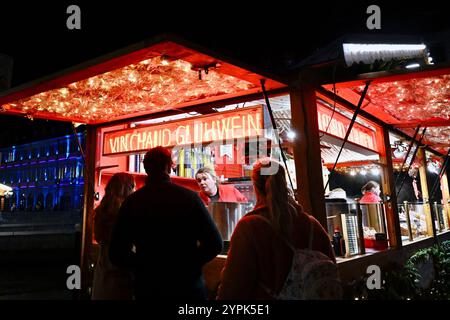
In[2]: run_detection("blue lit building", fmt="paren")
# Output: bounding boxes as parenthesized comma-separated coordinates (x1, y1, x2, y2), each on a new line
(0, 133, 85, 212)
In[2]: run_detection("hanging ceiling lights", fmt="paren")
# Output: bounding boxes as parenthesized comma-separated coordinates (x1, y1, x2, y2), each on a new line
(355, 75, 450, 123)
(2, 56, 257, 123)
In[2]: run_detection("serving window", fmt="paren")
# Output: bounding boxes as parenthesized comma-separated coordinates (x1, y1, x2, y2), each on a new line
(389, 132, 444, 244)
(93, 95, 296, 250)
(319, 97, 392, 259)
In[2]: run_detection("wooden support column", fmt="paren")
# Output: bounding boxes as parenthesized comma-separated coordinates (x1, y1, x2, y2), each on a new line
(289, 72, 327, 227)
(377, 127, 402, 248)
(80, 125, 98, 298)
(441, 172, 450, 229)
(417, 147, 434, 236)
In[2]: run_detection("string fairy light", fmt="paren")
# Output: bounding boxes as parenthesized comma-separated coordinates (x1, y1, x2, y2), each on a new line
(354, 75, 450, 123)
(353, 75, 450, 149)
(3, 56, 256, 123)
(334, 165, 382, 176)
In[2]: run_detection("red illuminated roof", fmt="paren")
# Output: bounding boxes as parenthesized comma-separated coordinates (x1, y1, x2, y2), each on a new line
(0, 36, 286, 124)
(322, 67, 450, 154)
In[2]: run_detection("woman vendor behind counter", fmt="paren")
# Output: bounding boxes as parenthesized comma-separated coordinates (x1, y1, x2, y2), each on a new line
(195, 167, 248, 206)
(359, 181, 382, 203)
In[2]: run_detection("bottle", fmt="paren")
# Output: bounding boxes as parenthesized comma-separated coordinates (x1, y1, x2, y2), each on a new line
(332, 226, 346, 257)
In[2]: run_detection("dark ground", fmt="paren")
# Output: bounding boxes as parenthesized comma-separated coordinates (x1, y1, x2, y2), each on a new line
(0, 212, 81, 300)
(0, 248, 77, 300)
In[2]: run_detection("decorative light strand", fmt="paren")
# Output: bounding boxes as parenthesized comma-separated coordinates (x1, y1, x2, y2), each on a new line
(4, 56, 256, 123)
(355, 75, 450, 123)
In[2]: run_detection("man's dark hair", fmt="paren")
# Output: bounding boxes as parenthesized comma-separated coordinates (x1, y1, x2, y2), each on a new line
(143, 146, 173, 175)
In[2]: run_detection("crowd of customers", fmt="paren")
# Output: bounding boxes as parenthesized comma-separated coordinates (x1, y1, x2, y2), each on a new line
(92, 146, 338, 300)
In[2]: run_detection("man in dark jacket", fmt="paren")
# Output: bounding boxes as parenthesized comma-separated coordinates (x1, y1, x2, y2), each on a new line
(109, 146, 222, 300)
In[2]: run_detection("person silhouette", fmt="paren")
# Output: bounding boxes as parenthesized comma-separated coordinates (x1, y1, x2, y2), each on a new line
(91, 172, 136, 300)
(109, 146, 222, 300)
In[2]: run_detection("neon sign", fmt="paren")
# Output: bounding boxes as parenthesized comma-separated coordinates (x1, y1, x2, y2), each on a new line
(317, 103, 377, 151)
(103, 106, 263, 156)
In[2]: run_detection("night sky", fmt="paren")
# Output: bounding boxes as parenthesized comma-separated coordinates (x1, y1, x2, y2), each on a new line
(0, 1, 449, 147)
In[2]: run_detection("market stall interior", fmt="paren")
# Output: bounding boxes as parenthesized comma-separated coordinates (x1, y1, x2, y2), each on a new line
(317, 59, 450, 256)
(390, 132, 449, 241)
(1, 34, 450, 296)
(97, 95, 297, 245)
(315, 94, 389, 258)
(0, 35, 296, 293)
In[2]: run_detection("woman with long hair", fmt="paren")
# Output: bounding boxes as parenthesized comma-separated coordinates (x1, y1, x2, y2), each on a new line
(92, 172, 135, 300)
(217, 158, 335, 299)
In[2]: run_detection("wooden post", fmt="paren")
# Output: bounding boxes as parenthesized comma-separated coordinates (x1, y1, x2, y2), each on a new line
(441, 172, 450, 230)
(377, 127, 402, 248)
(80, 125, 97, 298)
(417, 147, 434, 237)
(289, 72, 327, 227)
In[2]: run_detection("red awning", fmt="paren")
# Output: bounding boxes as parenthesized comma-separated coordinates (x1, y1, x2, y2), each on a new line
(0, 36, 286, 124)
(322, 67, 450, 154)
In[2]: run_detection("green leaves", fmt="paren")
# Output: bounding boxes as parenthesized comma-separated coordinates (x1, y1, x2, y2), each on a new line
(347, 240, 450, 300)
(399, 241, 450, 299)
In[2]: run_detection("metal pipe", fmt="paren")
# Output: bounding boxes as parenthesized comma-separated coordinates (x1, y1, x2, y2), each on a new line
(260, 79, 295, 194)
(324, 81, 371, 192)
(396, 127, 427, 198)
(430, 148, 450, 201)
(394, 125, 420, 186)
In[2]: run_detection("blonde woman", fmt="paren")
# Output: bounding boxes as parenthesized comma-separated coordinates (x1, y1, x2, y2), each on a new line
(195, 167, 247, 206)
(92, 172, 135, 300)
(217, 158, 335, 299)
